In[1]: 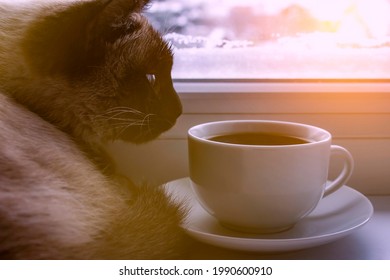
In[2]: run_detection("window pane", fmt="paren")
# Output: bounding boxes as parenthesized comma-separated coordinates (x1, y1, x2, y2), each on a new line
(146, 0, 390, 79)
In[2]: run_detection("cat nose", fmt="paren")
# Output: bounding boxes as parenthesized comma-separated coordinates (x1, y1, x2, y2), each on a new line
(170, 92, 182, 120)
(161, 87, 182, 123)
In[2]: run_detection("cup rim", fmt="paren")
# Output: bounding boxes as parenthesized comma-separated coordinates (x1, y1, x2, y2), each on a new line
(188, 120, 332, 148)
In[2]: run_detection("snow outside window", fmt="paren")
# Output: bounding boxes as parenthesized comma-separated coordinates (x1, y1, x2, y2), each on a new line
(146, 0, 390, 80)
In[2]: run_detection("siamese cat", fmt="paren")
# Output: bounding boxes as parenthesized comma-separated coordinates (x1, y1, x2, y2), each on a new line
(0, 0, 187, 259)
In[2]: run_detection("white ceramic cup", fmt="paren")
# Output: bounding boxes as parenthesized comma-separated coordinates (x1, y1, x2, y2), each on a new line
(188, 120, 354, 233)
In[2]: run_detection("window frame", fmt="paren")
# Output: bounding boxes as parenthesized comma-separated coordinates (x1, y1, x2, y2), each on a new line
(173, 79, 390, 94)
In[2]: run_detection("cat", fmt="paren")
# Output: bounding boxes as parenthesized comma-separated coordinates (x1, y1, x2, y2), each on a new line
(0, 0, 188, 259)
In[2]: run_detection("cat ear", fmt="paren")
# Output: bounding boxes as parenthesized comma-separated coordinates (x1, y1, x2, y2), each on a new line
(98, 0, 152, 16)
(87, 0, 152, 46)
(22, 0, 152, 78)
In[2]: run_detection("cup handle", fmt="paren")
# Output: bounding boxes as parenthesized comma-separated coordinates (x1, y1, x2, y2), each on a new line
(323, 145, 354, 197)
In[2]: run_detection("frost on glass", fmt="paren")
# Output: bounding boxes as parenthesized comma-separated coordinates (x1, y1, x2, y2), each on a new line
(145, 0, 390, 79)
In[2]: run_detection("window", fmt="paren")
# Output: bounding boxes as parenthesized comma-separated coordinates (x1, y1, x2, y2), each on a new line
(146, 0, 390, 80)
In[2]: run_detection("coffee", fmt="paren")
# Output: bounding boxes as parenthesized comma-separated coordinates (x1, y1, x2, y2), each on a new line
(208, 132, 309, 146)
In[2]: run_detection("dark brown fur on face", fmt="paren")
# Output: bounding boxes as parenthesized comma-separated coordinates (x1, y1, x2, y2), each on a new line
(0, 0, 187, 259)
(16, 0, 182, 147)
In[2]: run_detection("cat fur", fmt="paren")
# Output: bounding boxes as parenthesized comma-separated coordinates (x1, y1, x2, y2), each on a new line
(0, 0, 187, 259)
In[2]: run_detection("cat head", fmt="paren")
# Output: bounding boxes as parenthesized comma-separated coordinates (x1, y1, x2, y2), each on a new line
(22, 0, 181, 144)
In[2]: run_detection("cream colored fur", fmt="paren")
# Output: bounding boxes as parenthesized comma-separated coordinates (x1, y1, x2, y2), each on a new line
(0, 0, 187, 259)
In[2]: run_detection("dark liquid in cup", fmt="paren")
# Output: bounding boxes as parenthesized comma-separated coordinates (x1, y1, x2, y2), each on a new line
(208, 132, 310, 146)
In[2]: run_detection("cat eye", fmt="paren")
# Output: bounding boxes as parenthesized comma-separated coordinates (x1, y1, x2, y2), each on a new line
(146, 74, 156, 86)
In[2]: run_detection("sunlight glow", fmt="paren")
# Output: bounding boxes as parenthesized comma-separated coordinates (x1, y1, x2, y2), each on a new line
(355, 0, 390, 38)
(309, 0, 390, 41)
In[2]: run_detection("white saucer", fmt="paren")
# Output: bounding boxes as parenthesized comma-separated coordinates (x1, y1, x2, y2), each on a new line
(165, 177, 373, 253)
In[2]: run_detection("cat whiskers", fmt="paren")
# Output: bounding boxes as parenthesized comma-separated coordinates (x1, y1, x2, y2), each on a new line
(114, 113, 155, 139)
(101, 107, 155, 136)
(86, 107, 155, 138)
(95, 107, 145, 121)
